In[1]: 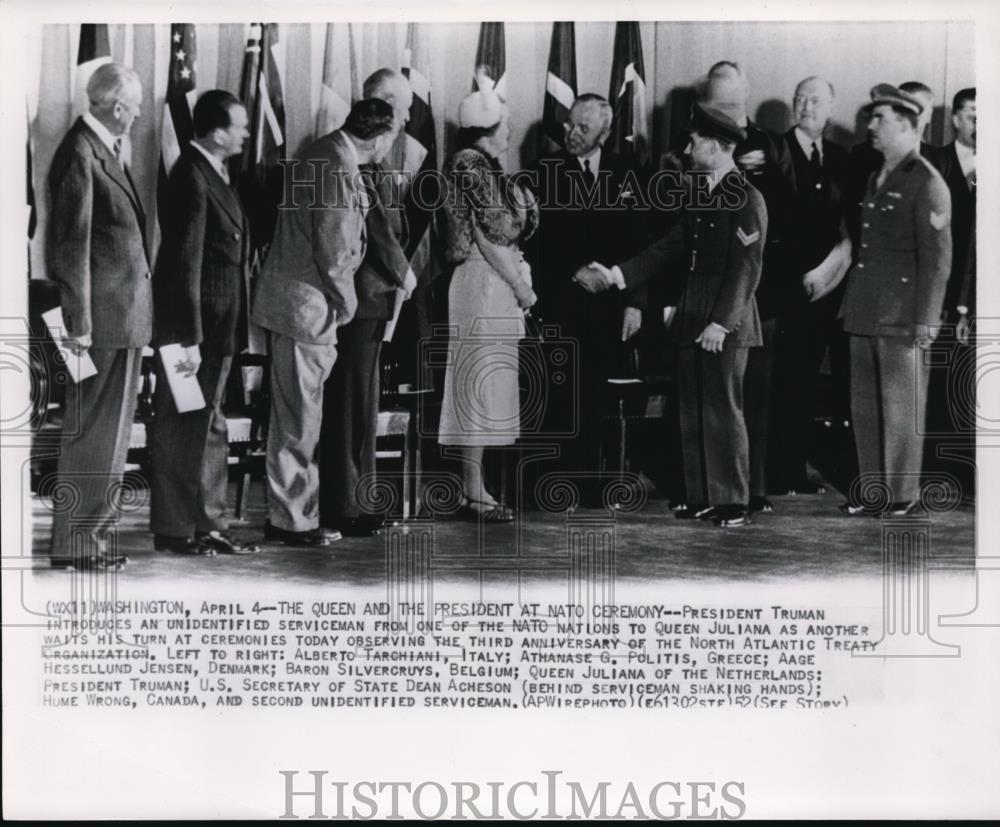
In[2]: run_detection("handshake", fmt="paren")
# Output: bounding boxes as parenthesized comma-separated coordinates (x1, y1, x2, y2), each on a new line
(573, 261, 618, 294)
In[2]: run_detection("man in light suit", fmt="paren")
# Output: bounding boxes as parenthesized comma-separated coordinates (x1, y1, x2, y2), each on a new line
(840, 85, 951, 517)
(149, 90, 258, 556)
(575, 104, 767, 528)
(319, 70, 416, 538)
(46, 63, 151, 570)
(252, 98, 398, 546)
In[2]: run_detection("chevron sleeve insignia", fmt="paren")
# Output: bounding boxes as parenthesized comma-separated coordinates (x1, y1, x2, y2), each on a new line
(736, 227, 760, 246)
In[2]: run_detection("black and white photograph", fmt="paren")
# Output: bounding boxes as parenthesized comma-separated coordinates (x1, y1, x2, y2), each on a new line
(2, 0, 998, 819)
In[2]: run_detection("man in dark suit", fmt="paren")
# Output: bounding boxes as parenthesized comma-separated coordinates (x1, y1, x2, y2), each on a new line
(840, 85, 951, 517)
(773, 76, 852, 494)
(524, 93, 649, 493)
(46, 63, 151, 570)
(575, 104, 767, 527)
(702, 63, 795, 514)
(148, 90, 258, 556)
(319, 71, 416, 537)
(252, 99, 398, 547)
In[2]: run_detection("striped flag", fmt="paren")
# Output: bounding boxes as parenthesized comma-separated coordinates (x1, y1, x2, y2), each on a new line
(26, 100, 36, 243)
(472, 22, 506, 101)
(607, 22, 648, 164)
(73, 24, 112, 117)
(231, 22, 286, 260)
(315, 23, 352, 137)
(158, 24, 197, 222)
(543, 22, 577, 151)
(401, 22, 438, 258)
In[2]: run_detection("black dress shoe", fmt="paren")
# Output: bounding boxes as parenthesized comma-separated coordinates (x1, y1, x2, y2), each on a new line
(50, 553, 128, 571)
(675, 504, 711, 520)
(748, 496, 773, 513)
(780, 479, 827, 495)
(328, 516, 384, 538)
(264, 522, 341, 547)
(154, 534, 213, 555)
(838, 501, 877, 516)
(713, 505, 752, 527)
(197, 530, 260, 555)
(886, 500, 922, 517)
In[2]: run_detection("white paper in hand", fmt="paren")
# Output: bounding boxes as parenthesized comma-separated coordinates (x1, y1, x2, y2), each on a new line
(158, 344, 206, 413)
(40, 307, 97, 383)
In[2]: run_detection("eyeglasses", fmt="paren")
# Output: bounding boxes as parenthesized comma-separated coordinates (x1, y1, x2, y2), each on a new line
(794, 95, 827, 107)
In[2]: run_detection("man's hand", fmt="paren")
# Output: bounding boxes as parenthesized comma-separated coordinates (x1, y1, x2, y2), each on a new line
(184, 344, 202, 377)
(802, 270, 824, 301)
(573, 262, 614, 294)
(622, 307, 642, 341)
(915, 324, 940, 350)
(736, 149, 766, 171)
(956, 313, 971, 346)
(695, 322, 728, 353)
(402, 267, 417, 299)
(514, 281, 537, 309)
(62, 334, 91, 357)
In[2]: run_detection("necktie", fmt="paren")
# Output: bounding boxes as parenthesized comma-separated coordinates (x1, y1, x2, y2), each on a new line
(582, 158, 595, 188)
(810, 142, 822, 189)
(113, 137, 123, 163)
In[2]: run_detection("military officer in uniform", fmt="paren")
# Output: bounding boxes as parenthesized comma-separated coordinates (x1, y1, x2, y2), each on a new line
(840, 84, 951, 516)
(574, 103, 767, 527)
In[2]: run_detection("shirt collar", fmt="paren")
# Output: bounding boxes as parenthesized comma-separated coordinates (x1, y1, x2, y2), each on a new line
(341, 131, 361, 170)
(794, 125, 823, 161)
(955, 140, 975, 161)
(577, 147, 601, 174)
(82, 112, 119, 155)
(709, 159, 737, 192)
(189, 140, 229, 182)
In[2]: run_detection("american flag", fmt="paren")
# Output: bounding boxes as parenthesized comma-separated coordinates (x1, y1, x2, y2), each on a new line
(608, 21, 648, 165)
(158, 24, 197, 223)
(543, 22, 577, 151)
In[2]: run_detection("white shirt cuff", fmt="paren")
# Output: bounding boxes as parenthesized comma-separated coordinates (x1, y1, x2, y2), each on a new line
(610, 265, 626, 290)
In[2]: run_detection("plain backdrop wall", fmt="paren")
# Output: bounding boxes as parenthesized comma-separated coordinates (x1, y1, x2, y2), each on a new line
(28, 20, 974, 280)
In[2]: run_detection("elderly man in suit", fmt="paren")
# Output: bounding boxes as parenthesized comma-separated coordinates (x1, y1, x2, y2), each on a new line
(319, 70, 416, 537)
(840, 85, 951, 517)
(575, 104, 767, 527)
(524, 93, 649, 498)
(148, 90, 258, 556)
(252, 98, 398, 546)
(773, 76, 852, 494)
(46, 62, 151, 570)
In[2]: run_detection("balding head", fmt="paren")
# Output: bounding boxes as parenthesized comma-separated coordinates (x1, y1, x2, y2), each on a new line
(87, 62, 142, 136)
(363, 68, 414, 131)
(705, 72, 748, 124)
(793, 76, 835, 139)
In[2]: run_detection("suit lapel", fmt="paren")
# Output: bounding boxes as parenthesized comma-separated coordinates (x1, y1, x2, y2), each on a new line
(80, 122, 145, 221)
(189, 149, 245, 230)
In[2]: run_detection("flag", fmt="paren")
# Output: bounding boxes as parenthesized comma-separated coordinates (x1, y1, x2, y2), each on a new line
(73, 24, 111, 117)
(158, 24, 197, 222)
(231, 22, 286, 261)
(472, 22, 506, 101)
(607, 22, 648, 164)
(401, 22, 438, 257)
(543, 22, 577, 151)
(26, 100, 36, 243)
(315, 23, 352, 136)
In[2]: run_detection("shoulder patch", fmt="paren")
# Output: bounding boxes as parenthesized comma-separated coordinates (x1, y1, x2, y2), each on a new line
(736, 227, 760, 246)
(930, 210, 950, 231)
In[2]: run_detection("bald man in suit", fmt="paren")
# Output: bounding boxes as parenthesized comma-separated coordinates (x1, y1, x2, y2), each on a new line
(46, 63, 151, 570)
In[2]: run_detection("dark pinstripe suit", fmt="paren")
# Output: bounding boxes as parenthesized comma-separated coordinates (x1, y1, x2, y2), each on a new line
(149, 146, 251, 538)
(46, 117, 152, 561)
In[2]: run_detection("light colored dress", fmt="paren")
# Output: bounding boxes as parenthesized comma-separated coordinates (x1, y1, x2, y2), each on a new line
(438, 147, 538, 446)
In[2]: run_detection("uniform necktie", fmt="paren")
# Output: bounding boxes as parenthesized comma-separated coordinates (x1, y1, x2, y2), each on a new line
(582, 158, 595, 188)
(113, 137, 123, 163)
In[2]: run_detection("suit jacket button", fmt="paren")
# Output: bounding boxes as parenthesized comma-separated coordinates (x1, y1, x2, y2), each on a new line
(901, 277, 909, 283)
(233, 232, 241, 240)
(857, 263, 864, 269)
(868, 202, 875, 208)
(145, 272, 151, 279)
(862, 222, 870, 228)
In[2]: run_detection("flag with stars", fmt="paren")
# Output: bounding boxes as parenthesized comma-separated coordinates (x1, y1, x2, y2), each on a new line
(608, 21, 648, 165)
(401, 22, 438, 258)
(472, 22, 506, 102)
(231, 22, 286, 261)
(543, 22, 577, 151)
(158, 24, 197, 223)
(73, 24, 111, 118)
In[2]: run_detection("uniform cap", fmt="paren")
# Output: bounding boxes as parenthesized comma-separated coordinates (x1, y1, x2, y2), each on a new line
(691, 102, 746, 144)
(864, 83, 924, 116)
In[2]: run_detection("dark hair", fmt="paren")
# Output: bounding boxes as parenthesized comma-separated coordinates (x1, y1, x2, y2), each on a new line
(953, 87, 976, 112)
(455, 121, 503, 151)
(343, 98, 395, 140)
(193, 90, 242, 138)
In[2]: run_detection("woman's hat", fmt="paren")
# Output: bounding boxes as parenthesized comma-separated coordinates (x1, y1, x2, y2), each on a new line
(458, 90, 504, 129)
